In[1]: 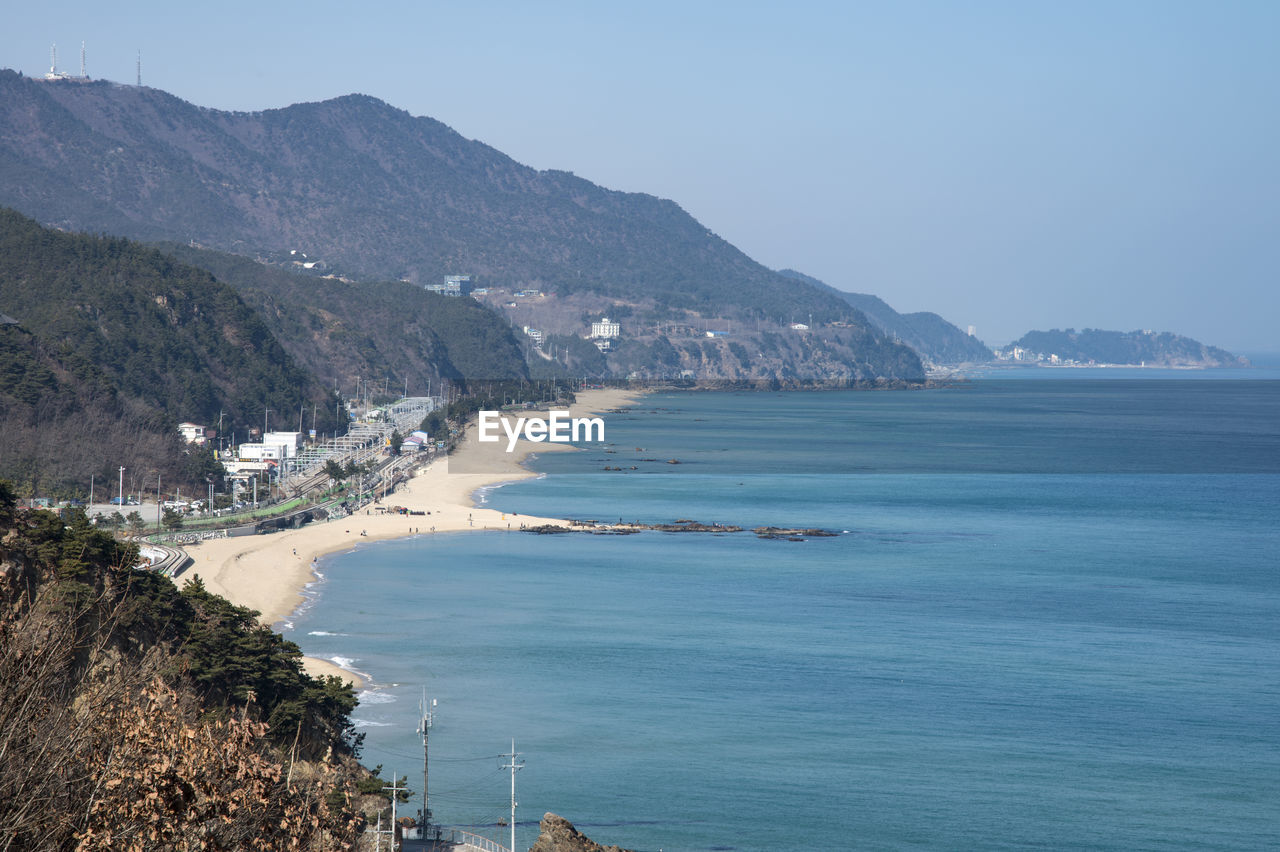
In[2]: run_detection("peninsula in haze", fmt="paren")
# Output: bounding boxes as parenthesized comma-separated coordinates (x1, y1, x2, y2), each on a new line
(995, 328, 1246, 368)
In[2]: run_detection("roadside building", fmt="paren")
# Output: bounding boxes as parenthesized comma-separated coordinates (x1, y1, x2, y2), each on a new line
(178, 422, 207, 445)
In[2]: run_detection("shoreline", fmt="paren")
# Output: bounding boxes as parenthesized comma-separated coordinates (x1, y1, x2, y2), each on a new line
(180, 387, 645, 686)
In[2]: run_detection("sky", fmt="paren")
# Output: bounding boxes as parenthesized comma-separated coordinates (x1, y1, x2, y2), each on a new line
(4, 1, 1278, 351)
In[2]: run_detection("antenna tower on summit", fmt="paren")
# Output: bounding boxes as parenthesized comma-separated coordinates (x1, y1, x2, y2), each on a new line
(80, 41, 86, 77)
(136, 50, 142, 86)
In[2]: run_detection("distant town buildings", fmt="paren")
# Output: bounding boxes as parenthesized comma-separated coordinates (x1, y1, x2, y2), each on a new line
(523, 326, 544, 349)
(789, 323, 809, 331)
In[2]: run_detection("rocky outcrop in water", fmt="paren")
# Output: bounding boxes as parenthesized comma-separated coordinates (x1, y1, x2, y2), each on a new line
(528, 813, 635, 852)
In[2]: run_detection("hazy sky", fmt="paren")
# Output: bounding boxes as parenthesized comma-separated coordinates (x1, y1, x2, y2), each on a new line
(5, 1, 1277, 350)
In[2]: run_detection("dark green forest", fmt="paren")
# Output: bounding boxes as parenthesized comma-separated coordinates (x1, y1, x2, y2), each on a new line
(0, 209, 344, 496)
(156, 242, 531, 390)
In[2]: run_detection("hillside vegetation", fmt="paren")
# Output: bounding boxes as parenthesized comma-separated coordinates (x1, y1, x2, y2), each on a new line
(0, 209, 345, 496)
(156, 241, 530, 389)
(0, 485, 379, 850)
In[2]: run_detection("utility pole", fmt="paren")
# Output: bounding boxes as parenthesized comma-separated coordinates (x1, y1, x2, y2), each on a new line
(382, 773, 407, 850)
(264, 408, 271, 437)
(501, 741, 524, 852)
(417, 688, 435, 834)
(89, 474, 94, 510)
(117, 466, 125, 509)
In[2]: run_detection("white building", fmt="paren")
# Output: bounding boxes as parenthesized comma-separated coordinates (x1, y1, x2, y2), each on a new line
(425, 275, 473, 297)
(262, 431, 304, 458)
(177, 422, 207, 445)
(237, 443, 286, 461)
(591, 317, 621, 339)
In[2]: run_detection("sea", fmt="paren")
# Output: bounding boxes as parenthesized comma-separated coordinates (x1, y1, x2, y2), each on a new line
(285, 372, 1280, 852)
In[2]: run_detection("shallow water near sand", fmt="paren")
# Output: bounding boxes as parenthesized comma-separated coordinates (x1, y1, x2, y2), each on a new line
(288, 379, 1280, 851)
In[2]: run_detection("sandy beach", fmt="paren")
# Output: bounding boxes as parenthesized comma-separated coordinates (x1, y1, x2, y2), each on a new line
(180, 387, 643, 686)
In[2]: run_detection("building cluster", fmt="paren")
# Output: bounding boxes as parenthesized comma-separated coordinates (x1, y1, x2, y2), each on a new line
(995, 347, 1085, 366)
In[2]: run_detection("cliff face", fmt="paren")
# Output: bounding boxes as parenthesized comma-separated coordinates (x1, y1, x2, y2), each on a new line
(777, 268, 993, 365)
(528, 813, 636, 852)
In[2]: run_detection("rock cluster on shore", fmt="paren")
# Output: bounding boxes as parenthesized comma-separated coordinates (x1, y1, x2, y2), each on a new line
(528, 813, 636, 852)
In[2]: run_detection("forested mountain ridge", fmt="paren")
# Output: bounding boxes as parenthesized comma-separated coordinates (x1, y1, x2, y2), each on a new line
(154, 242, 530, 390)
(0, 70, 926, 382)
(0, 209, 344, 495)
(777, 269, 993, 365)
(0, 70, 857, 324)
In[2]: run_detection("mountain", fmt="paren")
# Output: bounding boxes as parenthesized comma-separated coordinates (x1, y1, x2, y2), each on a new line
(0, 209, 345, 496)
(998, 328, 1244, 367)
(154, 241, 530, 390)
(0, 70, 922, 383)
(777, 269, 992, 365)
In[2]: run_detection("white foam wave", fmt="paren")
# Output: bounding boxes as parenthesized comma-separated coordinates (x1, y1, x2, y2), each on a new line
(307, 630, 348, 637)
(356, 689, 396, 705)
(351, 718, 393, 728)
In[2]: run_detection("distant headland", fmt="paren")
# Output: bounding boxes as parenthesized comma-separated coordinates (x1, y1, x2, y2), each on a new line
(994, 328, 1246, 368)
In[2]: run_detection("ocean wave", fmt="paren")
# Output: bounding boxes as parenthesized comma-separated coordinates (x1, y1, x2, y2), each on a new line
(351, 718, 393, 728)
(356, 689, 396, 705)
(308, 630, 349, 637)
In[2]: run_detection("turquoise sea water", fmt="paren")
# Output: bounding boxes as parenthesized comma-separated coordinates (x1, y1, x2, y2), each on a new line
(288, 379, 1280, 851)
